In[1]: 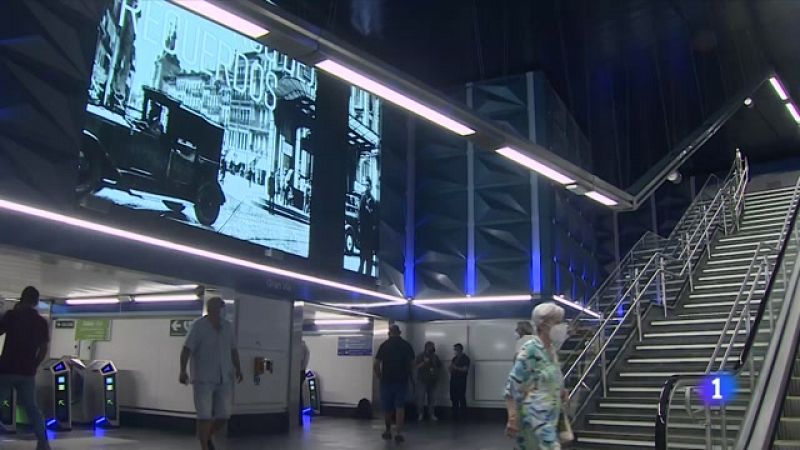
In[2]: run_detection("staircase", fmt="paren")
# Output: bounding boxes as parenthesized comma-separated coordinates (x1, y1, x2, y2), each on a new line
(773, 341, 800, 449)
(571, 186, 799, 449)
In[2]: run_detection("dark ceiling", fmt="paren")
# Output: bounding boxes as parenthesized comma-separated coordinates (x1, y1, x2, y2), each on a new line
(274, 0, 800, 189)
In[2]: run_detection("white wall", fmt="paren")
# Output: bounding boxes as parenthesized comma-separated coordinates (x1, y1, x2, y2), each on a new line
(48, 295, 293, 418)
(304, 334, 374, 407)
(407, 319, 520, 409)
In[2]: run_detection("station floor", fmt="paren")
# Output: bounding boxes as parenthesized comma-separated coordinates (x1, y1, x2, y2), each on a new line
(1, 417, 510, 449)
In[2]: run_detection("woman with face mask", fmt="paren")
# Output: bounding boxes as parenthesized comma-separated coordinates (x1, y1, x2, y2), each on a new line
(504, 302, 569, 450)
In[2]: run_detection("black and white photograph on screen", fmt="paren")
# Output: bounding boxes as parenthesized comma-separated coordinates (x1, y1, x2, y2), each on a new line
(78, 0, 317, 257)
(343, 87, 381, 277)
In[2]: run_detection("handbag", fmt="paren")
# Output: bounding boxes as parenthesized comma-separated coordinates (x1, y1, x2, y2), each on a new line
(558, 411, 574, 444)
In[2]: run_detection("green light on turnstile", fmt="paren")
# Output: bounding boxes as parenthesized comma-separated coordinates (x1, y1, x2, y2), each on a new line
(58, 385, 66, 391)
(16, 407, 29, 425)
(1, 400, 9, 408)
(106, 385, 114, 391)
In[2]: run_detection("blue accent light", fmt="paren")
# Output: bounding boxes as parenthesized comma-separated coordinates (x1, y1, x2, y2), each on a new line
(301, 408, 313, 415)
(46, 419, 57, 427)
(53, 363, 65, 372)
(699, 373, 737, 406)
(102, 364, 113, 374)
(466, 255, 476, 296)
(95, 416, 107, 425)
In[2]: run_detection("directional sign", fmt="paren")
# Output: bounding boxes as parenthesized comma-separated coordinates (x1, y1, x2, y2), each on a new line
(170, 319, 195, 337)
(75, 319, 111, 341)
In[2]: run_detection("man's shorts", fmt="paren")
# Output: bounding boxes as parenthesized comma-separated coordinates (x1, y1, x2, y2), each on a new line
(193, 382, 233, 420)
(380, 382, 408, 413)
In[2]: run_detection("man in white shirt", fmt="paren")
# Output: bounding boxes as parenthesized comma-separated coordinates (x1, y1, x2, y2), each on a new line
(180, 297, 243, 450)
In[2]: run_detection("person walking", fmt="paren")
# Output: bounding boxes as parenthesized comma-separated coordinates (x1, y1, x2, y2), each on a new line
(374, 325, 415, 443)
(415, 341, 442, 421)
(504, 303, 570, 450)
(449, 343, 470, 421)
(0, 286, 51, 450)
(180, 297, 244, 450)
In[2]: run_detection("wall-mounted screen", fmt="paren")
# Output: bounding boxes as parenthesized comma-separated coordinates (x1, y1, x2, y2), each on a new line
(79, 0, 317, 257)
(343, 88, 381, 277)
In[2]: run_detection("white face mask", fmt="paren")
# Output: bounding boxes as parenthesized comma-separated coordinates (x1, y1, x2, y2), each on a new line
(549, 323, 569, 349)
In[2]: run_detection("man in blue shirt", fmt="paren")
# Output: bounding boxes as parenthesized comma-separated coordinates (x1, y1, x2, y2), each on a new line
(180, 297, 243, 450)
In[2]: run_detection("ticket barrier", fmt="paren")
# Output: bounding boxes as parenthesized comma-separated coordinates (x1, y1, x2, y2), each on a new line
(0, 385, 14, 433)
(35, 357, 88, 430)
(301, 370, 320, 415)
(84, 360, 119, 427)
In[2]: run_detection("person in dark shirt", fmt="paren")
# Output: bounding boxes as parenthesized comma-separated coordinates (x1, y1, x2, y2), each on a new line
(415, 341, 442, 420)
(449, 343, 471, 421)
(0, 286, 51, 450)
(374, 324, 414, 443)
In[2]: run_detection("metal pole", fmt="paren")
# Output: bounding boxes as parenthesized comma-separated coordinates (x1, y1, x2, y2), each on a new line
(721, 403, 728, 450)
(634, 268, 643, 342)
(660, 255, 668, 317)
(599, 330, 607, 398)
(704, 405, 713, 450)
(722, 197, 728, 234)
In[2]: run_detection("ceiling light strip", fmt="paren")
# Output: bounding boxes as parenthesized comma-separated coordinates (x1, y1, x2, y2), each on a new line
(412, 294, 531, 305)
(64, 297, 120, 305)
(770, 77, 789, 101)
(316, 59, 475, 136)
(786, 103, 800, 124)
(134, 294, 199, 303)
(552, 294, 602, 319)
(313, 319, 370, 325)
(170, 0, 269, 38)
(495, 147, 576, 185)
(584, 191, 619, 206)
(0, 198, 404, 304)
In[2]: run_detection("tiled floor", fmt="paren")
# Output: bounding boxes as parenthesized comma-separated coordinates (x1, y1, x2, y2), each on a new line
(0, 416, 510, 449)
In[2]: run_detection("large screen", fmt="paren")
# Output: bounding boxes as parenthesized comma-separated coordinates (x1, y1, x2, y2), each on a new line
(343, 88, 381, 277)
(79, 0, 317, 257)
(78, 0, 382, 277)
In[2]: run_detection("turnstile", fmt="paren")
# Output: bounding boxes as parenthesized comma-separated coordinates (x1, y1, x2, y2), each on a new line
(302, 370, 320, 415)
(0, 385, 14, 432)
(35, 357, 87, 430)
(84, 360, 119, 427)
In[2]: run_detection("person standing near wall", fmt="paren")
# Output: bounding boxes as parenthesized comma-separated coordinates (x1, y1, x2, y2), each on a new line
(0, 287, 51, 450)
(374, 324, 415, 443)
(449, 343, 470, 422)
(415, 341, 442, 421)
(179, 297, 244, 450)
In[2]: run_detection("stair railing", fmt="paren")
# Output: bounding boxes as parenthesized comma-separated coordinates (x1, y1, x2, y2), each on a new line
(564, 153, 749, 423)
(655, 174, 800, 450)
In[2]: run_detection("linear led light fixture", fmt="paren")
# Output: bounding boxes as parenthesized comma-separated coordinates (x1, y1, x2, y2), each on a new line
(323, 300, 409, 308)
(584, 191, 619, 207)
(65, 297, 120, 305)
(412, 294, 531, 305)
(315, 59, 475, 136)
(134, 294, 199, 303)
(314, 329, 363, 334)
(770, 77, 789, 101)
(314, 318, 370, 325)
(170, 0, 269, 39)
(787, 103, 800, 124)
(495, 147, 576, 185)
(552, 294, 601, 319)
(0, 198, 402, 303)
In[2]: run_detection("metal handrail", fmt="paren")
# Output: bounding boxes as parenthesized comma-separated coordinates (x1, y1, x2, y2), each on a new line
(565, 251, 671, 397)
(655, 174, 800, 450)
(566, 154, 748, 425)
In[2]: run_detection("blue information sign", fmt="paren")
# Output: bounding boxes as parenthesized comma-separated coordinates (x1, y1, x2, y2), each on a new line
(337, 336, 373, 356)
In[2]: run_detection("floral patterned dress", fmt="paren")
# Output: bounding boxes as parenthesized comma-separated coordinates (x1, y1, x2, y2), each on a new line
(504, 336, 564, 450)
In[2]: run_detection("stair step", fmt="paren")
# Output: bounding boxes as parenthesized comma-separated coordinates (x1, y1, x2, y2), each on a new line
(715, 239, 779, 250)
(720, 233, 788, 243)
(707, 255, 776, 264)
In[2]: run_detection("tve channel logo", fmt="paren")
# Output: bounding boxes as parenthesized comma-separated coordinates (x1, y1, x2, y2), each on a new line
(698, 373, 737, 405)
